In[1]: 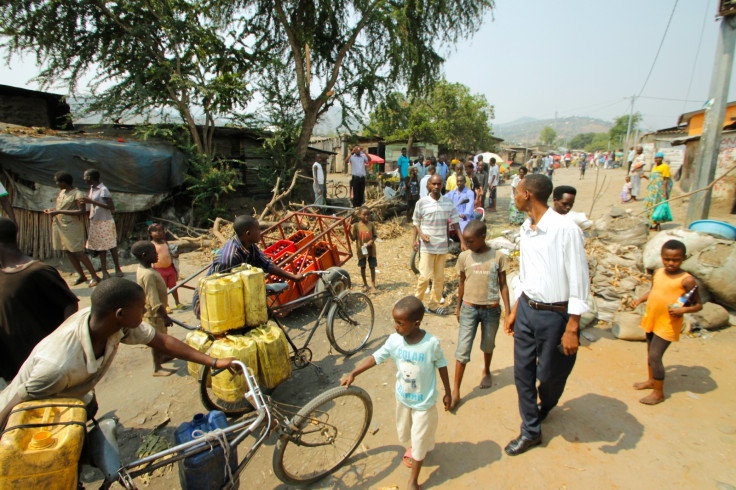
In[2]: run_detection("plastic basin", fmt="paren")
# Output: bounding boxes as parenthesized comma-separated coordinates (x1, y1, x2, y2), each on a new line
(688, 220, 736, 240)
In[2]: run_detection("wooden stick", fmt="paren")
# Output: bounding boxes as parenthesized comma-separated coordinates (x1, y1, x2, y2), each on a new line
(588, 166, 601, 217)
(633, 164, 736, 216)
(588, 176, 609, 218)
(151, 216, 209, 235)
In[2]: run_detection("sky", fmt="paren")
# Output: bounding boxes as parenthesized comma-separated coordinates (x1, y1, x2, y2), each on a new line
(0, 0, 731, 133)
(442, 0, 727, 130)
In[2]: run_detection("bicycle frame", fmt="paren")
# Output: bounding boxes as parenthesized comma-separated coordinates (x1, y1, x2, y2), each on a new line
(118, 362, 271, 490)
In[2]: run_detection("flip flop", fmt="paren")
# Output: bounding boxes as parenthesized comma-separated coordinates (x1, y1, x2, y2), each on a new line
(403, 448, 413, 468)
(88, 278, 100, 288)
(73, 276, 87, 285)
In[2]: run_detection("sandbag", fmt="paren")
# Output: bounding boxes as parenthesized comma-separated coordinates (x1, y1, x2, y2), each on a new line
(683, 302, 730, 332)
(580, 294, 598, 329)
(643, 229, 724, 271)
(682, 242, 736, 308)
(612, 311, 646, 341)
(593, 210, 649, 247)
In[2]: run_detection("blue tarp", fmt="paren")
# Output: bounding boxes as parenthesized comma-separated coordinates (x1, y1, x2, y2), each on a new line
(0, 134, 188, 194)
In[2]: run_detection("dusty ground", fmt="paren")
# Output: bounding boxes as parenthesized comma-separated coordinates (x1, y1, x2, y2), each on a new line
(69, 165, 736, 489)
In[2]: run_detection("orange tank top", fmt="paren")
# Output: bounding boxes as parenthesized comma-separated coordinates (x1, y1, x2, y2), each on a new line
(153, 241, 172, 268)
(640, 268, 689, 342)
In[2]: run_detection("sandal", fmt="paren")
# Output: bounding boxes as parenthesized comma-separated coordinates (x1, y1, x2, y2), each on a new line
(73, 276, 87, 285)
(425, 306, 447, 316)
(403, 448, 413, 468)
(88, 278, 100, 288)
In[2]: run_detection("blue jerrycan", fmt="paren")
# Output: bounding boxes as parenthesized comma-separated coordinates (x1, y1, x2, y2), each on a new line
(174, 411, 238, 489)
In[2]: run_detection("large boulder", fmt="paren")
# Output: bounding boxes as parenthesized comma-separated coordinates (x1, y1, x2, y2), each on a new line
(682, 242, 736, 309)
(643, 228, 726, 271)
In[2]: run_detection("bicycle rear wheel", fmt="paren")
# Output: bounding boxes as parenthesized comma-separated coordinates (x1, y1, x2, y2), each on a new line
(198, 365, 253, 416)
(326, 291, 374, 355)
(273, 386, 372, 485)
(334, 183, 348, 199)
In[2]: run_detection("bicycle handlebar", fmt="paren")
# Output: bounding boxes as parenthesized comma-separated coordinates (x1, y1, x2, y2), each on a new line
(212, 361, 266, 413)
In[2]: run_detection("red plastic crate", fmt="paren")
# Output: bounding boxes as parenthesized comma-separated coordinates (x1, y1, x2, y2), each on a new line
(287, 230, 314, 252)
(293, 254, 317, 294)
(312, 241, 336, 270)
(266, 263, 298, 307)
(263, 240, 295, 260)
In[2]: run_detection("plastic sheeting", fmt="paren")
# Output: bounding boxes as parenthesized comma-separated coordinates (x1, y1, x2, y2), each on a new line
(0, 133, 187, 194)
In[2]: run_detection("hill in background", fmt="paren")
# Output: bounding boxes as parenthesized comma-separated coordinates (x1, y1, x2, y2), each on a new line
(494, 116, 613, 145)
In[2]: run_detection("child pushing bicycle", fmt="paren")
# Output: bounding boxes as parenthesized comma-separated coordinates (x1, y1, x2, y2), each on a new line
(342, 296, 450, 490)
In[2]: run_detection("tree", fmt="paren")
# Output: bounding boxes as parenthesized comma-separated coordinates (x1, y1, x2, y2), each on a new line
(584, 133, 610, 152)
(1, 0, 254, 158)
(366, 81, 496, 152)
(246, 0, 495, 168)
(609, 112, 642, 145)
(569, 132, 596, 149)
(540, 126, 557, 145)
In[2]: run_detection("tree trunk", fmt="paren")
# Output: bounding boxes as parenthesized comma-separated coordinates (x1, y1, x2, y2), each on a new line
(294, 103, 322, 169)
(407, 134, 414, 157)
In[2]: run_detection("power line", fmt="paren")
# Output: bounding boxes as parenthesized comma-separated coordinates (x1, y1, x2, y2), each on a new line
(638, 95, 706, 103)
(683, 0, 711, 113)
(638, 0, 679, 97)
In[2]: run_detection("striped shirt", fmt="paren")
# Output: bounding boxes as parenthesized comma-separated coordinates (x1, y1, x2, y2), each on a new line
(412, 195, 460, 255)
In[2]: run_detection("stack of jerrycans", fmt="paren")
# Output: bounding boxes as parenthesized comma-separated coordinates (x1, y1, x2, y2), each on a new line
(186, 264, 291, 397)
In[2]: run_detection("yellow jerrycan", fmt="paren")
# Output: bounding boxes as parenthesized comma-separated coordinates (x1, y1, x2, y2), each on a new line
(199, 272, 245, 334)
(239, 266, 268, 327)
(0, 398, 86, 489)
(248, 325, 292, 389)
(210, 335, 259, 402)
(185, 330, 213, 378)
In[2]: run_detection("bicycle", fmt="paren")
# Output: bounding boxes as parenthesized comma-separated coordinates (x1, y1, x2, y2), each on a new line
(116, 361, 373, 488)
(197, 269, 374, 416)
(326, 179, 348, 199)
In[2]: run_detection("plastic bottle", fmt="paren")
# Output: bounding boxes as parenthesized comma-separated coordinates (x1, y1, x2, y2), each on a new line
(210, 336, 258, 402)
(238, 266, 268, 326)
(184, 330, 213, 378)
(248, 325, 292, 389)
(199, 272, 245, 333)
(669, 285, 698, 310)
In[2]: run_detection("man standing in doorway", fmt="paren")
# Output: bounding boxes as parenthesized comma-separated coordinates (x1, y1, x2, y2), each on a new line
(504, 174, 589, 456)
(413, 175, 465, 316)
(346, 146, 369, 207)
(488, 158, 500, 211)
(312, 154, 326, 205)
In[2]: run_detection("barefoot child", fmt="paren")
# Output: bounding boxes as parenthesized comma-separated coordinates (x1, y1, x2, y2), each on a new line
(629, 240, 701, 405)
(451, 220, 510, 410)
(149, 223, 182, 308)
(132, 241, 176, 376)
(621, 176, 633, 203)
(342, 296, 451, 490)
(350, 206, 378, 293)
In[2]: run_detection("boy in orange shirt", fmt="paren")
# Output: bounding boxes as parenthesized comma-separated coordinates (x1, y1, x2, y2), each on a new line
(629, 240, 702, 405)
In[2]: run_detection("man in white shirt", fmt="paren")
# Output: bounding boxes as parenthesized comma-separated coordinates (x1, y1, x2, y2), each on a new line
(419, 165, 435, 199)
(487, 158, 500, 211)
(312, 154, 326, 205)
(503, 174, 590, 456)
(345, 146, 369, 207)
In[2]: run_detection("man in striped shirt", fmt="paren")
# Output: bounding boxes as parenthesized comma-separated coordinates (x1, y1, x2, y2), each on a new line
(412, 174, 465, 315)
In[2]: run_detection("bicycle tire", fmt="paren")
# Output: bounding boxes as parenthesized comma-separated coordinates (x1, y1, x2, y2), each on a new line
(272, 386, 372, 485)
(313, 267, 351, 309)
(334, 183, 348, 199)
(198, 365, 253, 416)
(326, 291, 374, 355)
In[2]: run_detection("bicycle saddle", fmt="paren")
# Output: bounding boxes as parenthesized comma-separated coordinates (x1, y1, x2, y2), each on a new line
(265, 282, 290, 295)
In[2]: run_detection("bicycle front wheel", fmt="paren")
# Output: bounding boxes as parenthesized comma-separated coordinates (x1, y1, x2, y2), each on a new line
(335, 183, 348, 199)
(273, 386, 372, 485)
(326, 291, 374, 355)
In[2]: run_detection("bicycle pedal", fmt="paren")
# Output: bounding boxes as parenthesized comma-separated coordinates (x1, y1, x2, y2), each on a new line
(312, 363, 326, 376)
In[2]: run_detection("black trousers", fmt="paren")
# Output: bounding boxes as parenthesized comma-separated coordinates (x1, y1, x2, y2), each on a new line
(351, 176, 366, 207)
(513, 295, 577, 439)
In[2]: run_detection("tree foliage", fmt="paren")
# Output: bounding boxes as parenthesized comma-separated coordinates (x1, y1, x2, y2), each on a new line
(540, 126, 557, 145)
(569, 132, 596, 149)
(609, 112, 642, 145)
(583, 133, 611, 152)
(365, 81, 496, 152)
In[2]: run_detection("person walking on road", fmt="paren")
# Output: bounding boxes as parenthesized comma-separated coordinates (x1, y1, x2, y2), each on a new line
(412, 175, 465, 316)
(346, 146, 369, 207)
(503, 174, 590, 456)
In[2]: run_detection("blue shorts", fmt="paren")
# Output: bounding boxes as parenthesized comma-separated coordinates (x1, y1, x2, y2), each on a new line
(455, 303, 501, 364)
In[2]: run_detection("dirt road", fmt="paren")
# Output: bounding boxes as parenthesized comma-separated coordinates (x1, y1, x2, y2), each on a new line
(76, 165, 735, 488)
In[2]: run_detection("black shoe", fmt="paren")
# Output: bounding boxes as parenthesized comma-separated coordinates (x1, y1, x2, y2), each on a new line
(538, 403, 551, 422)
(504, 434, 542, 456)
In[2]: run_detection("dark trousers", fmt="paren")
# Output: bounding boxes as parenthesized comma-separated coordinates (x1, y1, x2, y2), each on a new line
(351, 175, 366, 207)
(513, 295, 576, 439)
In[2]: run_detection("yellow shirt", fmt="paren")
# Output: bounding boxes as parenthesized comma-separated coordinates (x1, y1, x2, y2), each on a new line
(653, 163, 670, 178)
(446, 174, 457, 191)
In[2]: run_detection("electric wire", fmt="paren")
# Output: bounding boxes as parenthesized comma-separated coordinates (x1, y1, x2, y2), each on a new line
(638, 0, 679, 97)
(682, 0, 711, 113)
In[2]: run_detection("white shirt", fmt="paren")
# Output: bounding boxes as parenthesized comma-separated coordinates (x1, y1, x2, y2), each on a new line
(488, 165, 500, 187)
(419, 174, 431, 198)
(312, 161, 324, 185)
(349, 154, 368, 177)
(0, 308, 156, 409)
(517, 208, 590, 315)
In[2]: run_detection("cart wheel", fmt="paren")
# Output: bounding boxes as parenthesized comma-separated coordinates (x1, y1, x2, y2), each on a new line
(294, 347, 312, 369)
(314, 267, 351, 308)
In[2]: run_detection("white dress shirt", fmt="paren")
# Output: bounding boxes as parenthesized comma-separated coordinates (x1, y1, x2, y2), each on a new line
(517, 208, 590, 315)
(488, 165, 500, 187)
(419, 174, 431, 198)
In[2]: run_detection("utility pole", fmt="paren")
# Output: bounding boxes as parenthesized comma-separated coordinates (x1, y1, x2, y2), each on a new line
(687, 9, 736, 223)
(624, 95, 636, 150)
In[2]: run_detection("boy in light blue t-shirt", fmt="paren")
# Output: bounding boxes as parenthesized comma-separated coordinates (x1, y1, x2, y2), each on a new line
(343, 296, 450, 490)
